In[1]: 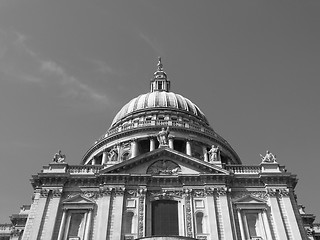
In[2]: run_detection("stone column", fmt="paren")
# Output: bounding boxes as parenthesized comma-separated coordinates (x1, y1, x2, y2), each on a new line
(102, 151, 108, 165)
(202, 146, 208, 162)
(92, 158, 96, 165)
(131, 139, 138, 158)
(95, 188, 112, 240)
(57, 209, 67, 240)
(149, 137, 156, 151)
(186, 140, 192, 156)
(168, 136, 174, 149)
(84, 210, 93, 240)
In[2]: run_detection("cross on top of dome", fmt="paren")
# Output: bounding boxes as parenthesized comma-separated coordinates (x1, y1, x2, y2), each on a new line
(151, 57, 170, 92)
(157, 57, 163, 71)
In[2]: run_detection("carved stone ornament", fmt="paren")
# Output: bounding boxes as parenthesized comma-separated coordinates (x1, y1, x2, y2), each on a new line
(11, 228, 22, 237)
(193, 189, 205, 197)
(52, 150, 66, 163)
(126, 190, 137, 197)
(40, 189, 49, 198)
(52, 189, 62, 198)
(232, 191, 269, 201)
(204, 187, 228, 196)
(278, 188, 290, 197)
(149, 189, 183, 200)
(185, 194, 193, 237)
(147, 160, 181, 175)
(114, 187, 125, 196)
(107, 146, 118, 161)
(99, 187, 113, 196)
(260, 150, 277, 163)
(138, 194, 145, 238)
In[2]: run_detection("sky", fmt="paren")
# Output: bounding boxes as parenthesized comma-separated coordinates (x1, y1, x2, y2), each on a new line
(0, 0, 319, 223)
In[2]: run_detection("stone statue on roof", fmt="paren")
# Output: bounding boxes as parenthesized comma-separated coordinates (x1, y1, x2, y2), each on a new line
(52, 150, 66, 163)
(260, 150, 277, 163)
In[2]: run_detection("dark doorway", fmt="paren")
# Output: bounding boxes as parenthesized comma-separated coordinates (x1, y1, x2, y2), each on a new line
(152, 200, 179, 236)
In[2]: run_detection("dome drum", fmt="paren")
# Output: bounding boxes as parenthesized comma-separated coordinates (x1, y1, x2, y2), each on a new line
(82, 125, 240, 166)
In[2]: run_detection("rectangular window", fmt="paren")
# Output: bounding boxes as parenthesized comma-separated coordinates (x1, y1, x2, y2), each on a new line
(242, 210, 266, 239)
(68, 213, 85, 238)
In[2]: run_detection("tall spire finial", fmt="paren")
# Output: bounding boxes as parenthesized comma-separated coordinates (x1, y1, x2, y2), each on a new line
(157, 56, 163, 71)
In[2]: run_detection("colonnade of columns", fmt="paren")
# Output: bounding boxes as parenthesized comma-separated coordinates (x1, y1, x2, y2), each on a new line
(91, 136, 216, 165)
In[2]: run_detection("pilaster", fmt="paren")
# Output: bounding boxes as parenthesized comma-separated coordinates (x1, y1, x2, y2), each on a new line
(217, 188, 235, 240)
(94, 188, 112, 240)
(43, 188, 63, 240)
(112, 187, 125, 240)
(22, 189, 49, 240)
(267, 189, 288, 240)
(205, 189, 219, 240)
(279, 189, 303, 240)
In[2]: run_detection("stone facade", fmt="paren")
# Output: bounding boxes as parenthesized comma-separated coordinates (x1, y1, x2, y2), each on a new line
(1, 58, 319, 240)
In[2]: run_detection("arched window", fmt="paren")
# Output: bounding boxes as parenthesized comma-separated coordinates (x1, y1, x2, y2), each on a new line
(123, 211, 134, 234)
(196, 212, 204, 234)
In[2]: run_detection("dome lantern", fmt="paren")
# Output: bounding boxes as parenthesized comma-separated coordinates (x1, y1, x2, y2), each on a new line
(150, 57, 170, 92)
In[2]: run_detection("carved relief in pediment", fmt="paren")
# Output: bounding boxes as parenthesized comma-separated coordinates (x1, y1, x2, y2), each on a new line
(146, 160, 181, 175)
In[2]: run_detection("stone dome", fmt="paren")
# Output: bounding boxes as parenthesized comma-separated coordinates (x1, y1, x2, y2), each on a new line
(81, 58, 241, 166)
(110, 91, 209, 128)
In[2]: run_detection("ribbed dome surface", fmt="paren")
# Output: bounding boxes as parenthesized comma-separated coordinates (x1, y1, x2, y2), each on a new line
(111, 91, 208, 127)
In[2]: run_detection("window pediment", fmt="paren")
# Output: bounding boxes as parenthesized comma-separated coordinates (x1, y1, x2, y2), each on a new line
(62, 194, 95, 210)
(234, 195, 267, 210)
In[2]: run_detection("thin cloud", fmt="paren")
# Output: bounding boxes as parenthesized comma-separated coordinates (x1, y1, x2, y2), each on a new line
(0, 29, 110, 106)
(40, 60, 109, 105)
(90, 59, 116, 75)
(139, 32, 164, 56)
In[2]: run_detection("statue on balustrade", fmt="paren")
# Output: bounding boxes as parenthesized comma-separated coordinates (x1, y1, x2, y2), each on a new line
(52, 150, 66, 163)
(260, 150, 277, 163)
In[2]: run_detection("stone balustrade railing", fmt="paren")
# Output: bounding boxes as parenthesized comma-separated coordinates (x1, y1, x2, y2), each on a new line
(0, 223, 13, 232)
(103, 120, 229, 146)
(67, 165, 103, 174)
(226, 165, 261, 174)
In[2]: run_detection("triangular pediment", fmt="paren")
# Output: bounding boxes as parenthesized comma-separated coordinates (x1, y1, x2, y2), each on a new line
(233, 194, 267, 210)
(234, 195, 266, 204)
(100, 147, 229, 175)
